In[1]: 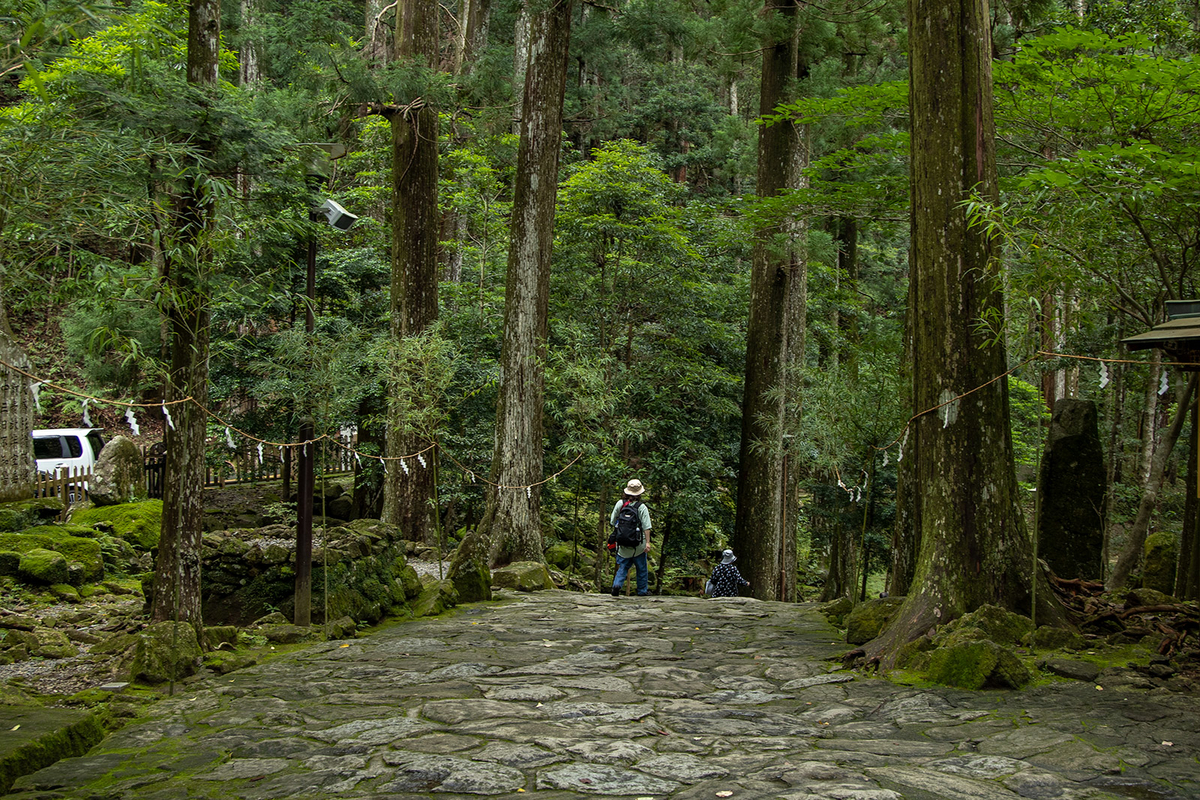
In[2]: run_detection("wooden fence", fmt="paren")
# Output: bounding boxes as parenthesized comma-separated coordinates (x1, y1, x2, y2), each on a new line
(33, 466, 92, 521)
(141, 440, 356, 499)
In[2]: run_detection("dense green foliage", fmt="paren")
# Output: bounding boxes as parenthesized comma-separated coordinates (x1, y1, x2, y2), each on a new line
(4, 0, 1199, 596)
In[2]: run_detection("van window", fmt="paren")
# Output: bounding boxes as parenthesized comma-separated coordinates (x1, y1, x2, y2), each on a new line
(33, 436, 63, 459)
(65, 435, 83, 458)
(86, 431, 105, 458)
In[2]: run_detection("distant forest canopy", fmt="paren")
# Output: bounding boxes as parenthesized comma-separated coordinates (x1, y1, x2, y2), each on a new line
(3, 0, 1200, 604)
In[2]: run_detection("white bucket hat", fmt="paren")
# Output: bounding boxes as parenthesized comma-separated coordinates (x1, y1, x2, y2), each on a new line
(624, 479, 645, 496)
(721, 549, 736, 565)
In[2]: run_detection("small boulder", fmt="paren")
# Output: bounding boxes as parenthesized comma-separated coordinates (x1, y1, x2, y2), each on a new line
(1141, 532, 1178, 595)
(1029, 625, 1087, 651)
(131, 621, 202, 684)
(935, 604, 1033, 647)
(18, 548, 69, 585)
(818, 596, 855, 628)
(89, 436, 146, 505)
(447, 529, 492, 603)
(413, 579, 459, 617)
(926, 639, 1031, 689)
(492, 561, 554, 592)
(1038, 657, 1101, 683)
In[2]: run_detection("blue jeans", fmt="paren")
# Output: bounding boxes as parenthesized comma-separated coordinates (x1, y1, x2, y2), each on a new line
(613, 551, 649, 595)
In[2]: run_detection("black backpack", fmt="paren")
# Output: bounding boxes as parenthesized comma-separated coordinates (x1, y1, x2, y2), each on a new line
(610, 500, 643, 547)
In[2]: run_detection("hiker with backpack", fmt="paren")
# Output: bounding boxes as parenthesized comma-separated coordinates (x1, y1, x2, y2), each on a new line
(706, 549, 750, 597)
(608, 479, 652, 596)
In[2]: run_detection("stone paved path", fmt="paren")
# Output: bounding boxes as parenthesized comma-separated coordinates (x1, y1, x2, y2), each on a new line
(9, 591, 1200, 799)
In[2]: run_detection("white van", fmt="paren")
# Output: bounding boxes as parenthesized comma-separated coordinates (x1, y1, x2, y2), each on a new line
(31, 428, 106, 478)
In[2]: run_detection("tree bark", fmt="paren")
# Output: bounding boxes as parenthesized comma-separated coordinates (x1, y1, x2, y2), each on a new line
(455, 0, 491, 77)
(511, 1, 532, 135)
(1178, 400, 1198, 599)
(477, 0, 571, 565)
(382, 0, 440, 544)
(869, 0, 1065, 663)
(733, 0, 805, 601)
(151, 0, 219, 636)
(365, 0, 393, 68)
(1108, 373, 1197, 591)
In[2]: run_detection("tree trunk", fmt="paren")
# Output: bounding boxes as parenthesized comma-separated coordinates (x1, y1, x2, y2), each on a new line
(455, 0, 491, 77)
(479, 0, 572, 565)
(889, 277, 918, 597)
(152, 0, 219, 636)
(869, 0, 1064, 663)
(1178, 400, 1198, 599)
(238, 0, 260, 86)
(382, 0, 440, 544)
(511, 1, 532, 136)
(365, 0, 392, 68)
(733, 0, 805, 601)
(1108, 373, 1197, 591)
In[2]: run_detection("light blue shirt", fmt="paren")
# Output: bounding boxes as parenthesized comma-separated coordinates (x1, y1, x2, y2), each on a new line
(610, 498, 652, 557)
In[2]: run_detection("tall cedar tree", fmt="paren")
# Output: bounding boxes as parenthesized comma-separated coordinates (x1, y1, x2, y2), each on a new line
(381, 0, 440, 544)
(478, 0, 572, 564)
(733, 0, 806, 600)
(151, 0, 219, 633)
(872, 0, 1066, 660)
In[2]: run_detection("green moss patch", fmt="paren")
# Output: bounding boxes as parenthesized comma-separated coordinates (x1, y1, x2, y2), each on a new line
(70, 501, 163, 551)
(0, 529, 103, 583)
(0, 705, 105, 794)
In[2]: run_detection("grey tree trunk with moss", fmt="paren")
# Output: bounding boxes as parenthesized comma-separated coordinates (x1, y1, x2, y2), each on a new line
(867, 0, 1066, 663)
(469, 0, 572, 567)
(733, 0, 807, 601)
(151, 0, 219, 636)
(382, 0, 440, 545)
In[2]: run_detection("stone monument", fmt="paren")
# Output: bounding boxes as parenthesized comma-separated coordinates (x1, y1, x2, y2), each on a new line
(1038, 398, 1106, 580)
(0, 300, 36, 502)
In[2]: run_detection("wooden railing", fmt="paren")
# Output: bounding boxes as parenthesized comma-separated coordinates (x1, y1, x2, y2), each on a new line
(33, 466, 92, 521)
(141, 440, 356, 498)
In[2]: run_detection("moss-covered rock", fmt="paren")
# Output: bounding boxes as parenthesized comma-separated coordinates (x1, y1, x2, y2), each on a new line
(70, 501, 163, 551)
(0, 550, 19, 575)
(412, 579, 459, 617)
(0, 706, 106, 794)
(1125, 586, 1177, 607)
(447, 528, 492, 603)
(18, 549, 69, 585)
(49, 583, 81, 603)
(0, 528, 104, 583)
(934, 604, 1033, 647)
(131, 621, 202, 684)
(492, 561, 554, 592)
(895, 634, 935, 670)
(202, 649, 258, 675)
(0, 508, 26, 533)
(203, 625, 238, 650)
(817, 596, 855, 628)
(1030, 625, 1087, 651)
(845, 596, 905, 645)
(1141, 531, 1178, 594)
(30, 627, 76, 659)
(543, 542, 575, 571)
(925, 639, 1031, 689)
